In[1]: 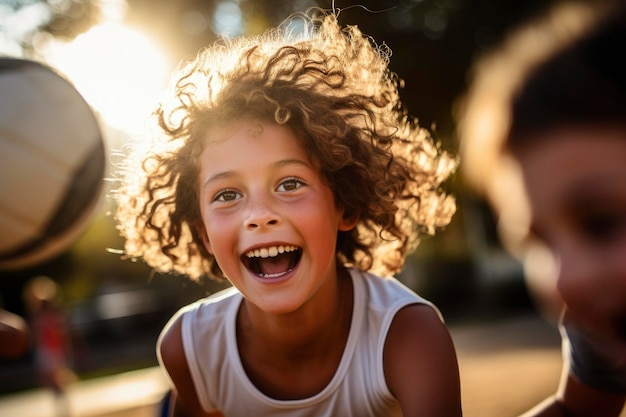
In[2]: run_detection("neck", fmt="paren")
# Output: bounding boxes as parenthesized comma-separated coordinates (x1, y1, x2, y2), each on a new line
(238, 268, 353, 362)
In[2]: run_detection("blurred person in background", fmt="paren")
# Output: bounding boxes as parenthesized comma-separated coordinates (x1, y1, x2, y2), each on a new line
(0, 305, 29, 358)
(457, 1, 626, 416)
(23, 275, 75, 417)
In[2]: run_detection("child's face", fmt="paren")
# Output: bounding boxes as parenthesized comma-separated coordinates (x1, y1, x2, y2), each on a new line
(511, 126, 626, 340)
(197, 119, 356, 314)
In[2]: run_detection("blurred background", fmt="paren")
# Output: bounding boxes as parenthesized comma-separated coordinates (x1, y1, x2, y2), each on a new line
(0, 0, 578, 416)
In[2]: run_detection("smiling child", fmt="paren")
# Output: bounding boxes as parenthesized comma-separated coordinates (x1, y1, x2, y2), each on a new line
(115, 11, 460, 417)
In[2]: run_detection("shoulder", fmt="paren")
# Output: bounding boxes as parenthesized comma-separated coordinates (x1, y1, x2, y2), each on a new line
(383, 302, 461, 416)
(157, 310, 222, 416)
(356, 269, 428, 308)
(158, 287, 240, 377)
(383, 303, 455, 367)
(163, 287, 240, 336)
(158, 313, 186, 380)
(355, 270, 444, 326)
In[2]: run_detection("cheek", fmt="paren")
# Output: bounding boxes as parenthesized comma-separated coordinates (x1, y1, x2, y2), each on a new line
(556, 245, 626, 314)
(202, 214, 234, 256)
(297, 208, 335, 241)
(613, 249, 626, 297)
(523, 245, 563, 320)
(293, 199, 342, 251)
(556, 275, 585, 311)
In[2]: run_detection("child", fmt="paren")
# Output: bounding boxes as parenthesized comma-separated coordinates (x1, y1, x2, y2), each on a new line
(23, 275, 75, 417)
(0, 307, 29, 358)
(457, 1, 626, 416)
(115, 11, 461, 417)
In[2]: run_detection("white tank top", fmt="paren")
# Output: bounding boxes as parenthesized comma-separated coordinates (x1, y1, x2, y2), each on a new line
(165, 268, 438, 416)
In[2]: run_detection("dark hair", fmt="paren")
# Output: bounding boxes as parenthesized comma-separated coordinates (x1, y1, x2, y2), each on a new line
(458, 0, 626, 195)
(509, 5, 626, 147)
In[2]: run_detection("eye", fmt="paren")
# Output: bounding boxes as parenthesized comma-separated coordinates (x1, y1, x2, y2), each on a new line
(577, 211, 626, 244)
(277, 177, 304, 192)
(213, 189, 241, 202)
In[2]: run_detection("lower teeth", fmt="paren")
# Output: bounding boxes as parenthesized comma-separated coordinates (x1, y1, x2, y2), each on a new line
(259, 268, 292, 278)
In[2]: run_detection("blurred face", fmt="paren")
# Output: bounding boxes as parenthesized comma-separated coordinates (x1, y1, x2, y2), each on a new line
(197, 119, 356, 314)
(512, 126, 626, 340)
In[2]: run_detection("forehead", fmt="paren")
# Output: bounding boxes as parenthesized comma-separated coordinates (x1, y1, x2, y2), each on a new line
(515, 127, 626, 210)
(491, 127, 626, 245)
(203, 119, 303, 150)
(505, 126, 626, 240)
(199, 119, 312, 175)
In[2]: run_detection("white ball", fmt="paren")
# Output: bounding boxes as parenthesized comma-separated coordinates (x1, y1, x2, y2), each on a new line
(0, 58, 105, 270)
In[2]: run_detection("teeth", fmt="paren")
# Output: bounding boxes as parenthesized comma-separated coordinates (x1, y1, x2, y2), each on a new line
(246, 245, 298, 259)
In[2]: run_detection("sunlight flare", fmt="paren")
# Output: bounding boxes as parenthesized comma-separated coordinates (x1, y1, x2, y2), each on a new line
(43, 22, 169, 133)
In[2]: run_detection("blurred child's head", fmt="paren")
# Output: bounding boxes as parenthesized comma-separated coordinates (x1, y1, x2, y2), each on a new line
(458, 1, 626, 323)
(116, 12, 456, 281)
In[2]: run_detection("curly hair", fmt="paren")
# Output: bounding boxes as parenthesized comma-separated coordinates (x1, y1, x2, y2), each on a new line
(114, 12, 456, 281)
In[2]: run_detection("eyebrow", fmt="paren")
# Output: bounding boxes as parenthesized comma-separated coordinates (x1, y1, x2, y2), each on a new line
(561, 176, 626, 203)
(202, 158, 312, 189)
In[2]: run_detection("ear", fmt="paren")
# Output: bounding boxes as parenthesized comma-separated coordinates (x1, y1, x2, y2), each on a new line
(195, 221, 213, 255)
(338, 209, 359, 232)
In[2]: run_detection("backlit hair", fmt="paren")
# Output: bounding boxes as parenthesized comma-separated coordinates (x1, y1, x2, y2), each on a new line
(457, 0, 622, 198)
(115, 12, 456, 280)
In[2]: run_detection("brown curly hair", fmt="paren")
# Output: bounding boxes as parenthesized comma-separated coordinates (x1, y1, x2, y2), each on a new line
(114, 12, 456, 281)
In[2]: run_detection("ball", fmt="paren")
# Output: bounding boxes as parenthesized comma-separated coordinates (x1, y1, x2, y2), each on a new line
(0, 58, 105, 270)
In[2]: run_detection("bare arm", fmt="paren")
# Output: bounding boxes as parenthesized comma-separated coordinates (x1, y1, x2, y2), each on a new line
(158, 315, 224, 417)
(384, 304, 462, 416)
(520, 370, 625, 417)
(0, 309, 29, 358)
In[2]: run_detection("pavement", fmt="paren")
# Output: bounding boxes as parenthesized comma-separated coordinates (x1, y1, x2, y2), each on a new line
(1, 313, 624, 417)
(0, 366, 168, 417)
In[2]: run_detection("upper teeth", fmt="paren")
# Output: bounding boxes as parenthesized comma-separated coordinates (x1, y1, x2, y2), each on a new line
(246, 245, 298, 259)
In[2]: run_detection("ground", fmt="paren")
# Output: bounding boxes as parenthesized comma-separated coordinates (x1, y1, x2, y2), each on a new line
(2, 313, 625, 417)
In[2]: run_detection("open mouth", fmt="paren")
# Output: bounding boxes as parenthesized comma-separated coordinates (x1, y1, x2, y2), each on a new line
(242, 245, 302, 278)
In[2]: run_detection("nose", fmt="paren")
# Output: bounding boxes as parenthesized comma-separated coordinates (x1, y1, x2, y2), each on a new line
(244, 196, 281, 230)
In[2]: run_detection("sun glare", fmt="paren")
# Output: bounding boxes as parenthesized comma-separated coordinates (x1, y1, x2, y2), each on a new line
(43, 22, 169, 134)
